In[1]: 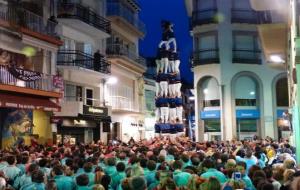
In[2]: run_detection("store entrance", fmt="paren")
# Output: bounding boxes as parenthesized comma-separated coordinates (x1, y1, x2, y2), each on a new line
(57, 127, 85, 144)
(236, 119, 258, 140)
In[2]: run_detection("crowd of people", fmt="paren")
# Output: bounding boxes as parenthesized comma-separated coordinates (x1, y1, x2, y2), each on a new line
(0, 136, 298, 190)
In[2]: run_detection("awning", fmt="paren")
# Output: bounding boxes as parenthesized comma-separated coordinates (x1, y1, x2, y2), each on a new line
(0, 93, 60, 112)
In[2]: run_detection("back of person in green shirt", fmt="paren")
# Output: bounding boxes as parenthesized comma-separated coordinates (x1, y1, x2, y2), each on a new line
(172, 160, 192, 187)
(200, 158, 227, 184)
(111, 162, 126, 190)
(76, 174, 92, 190)
(52, 165, 75, 190)
(83, 162, 95, 186)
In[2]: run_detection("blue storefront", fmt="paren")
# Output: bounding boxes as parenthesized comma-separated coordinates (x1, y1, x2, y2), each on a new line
(200, 110, 221, 140)
(236, 109, 260, 140)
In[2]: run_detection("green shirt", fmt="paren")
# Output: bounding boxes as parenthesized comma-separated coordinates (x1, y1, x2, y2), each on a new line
(111, 171, 126, 190)
(201, 168, 227, 184)
(173, 170, 192, 187)
(54, 175, 76, 190)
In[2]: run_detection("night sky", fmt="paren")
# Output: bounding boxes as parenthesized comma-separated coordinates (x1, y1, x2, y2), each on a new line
(138, 0, 194, 85)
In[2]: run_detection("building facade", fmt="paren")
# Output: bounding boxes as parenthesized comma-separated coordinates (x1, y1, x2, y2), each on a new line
(0, 0, 63, 148)
(54, 0, 112, 144)
(185, 0, 289, 141)
(105, 0, 147, 142)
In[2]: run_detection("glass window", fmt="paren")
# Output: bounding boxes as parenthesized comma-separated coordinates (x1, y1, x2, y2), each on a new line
(276, 78, 289, 107)
(194, 0, 216, 10)
(237, 119, 257, 132)
(65, 84, 76, 100)
(235, 76, 257, 106)
(204, 120, 221, 132)
(232, 0, 252, 10)
(233, 32, 260, 50)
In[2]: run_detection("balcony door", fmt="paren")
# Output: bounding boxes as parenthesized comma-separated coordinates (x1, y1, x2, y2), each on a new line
(86, 88, 93, 106)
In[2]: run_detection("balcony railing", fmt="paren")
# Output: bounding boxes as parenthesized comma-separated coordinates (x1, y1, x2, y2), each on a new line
(0, 65, 57, 92)
(192, 9, 218, 26)
(106, 43, 146, 66)
(107, 2, 146, 34)
(57, 50, 111, 74)
(193, 49, 220, 66)
(108, 96, 136, 112)
(57, 2, 111, 34)
(232, 49, 262, 64)
(0, 3, 58, 38)
(231, 9, 259, 24)
(64, 96, 102, 107)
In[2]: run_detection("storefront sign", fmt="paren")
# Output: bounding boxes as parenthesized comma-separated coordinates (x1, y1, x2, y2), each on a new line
(236, 109, 260, 119)
(83, 105, 108, 117)
(200, 110, 220, 119)
(8, 67, 41, 81)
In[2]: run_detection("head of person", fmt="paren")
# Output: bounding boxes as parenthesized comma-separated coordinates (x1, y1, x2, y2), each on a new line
(83, 162, 93, 173)
(257, 181, 274, 190)
(38, 158, 48, 168)
(201, 159, 215, 171)
(101, 175, 111, 190)
(252, 170, 267, 188)
(248, 165, 261, 181)
(31, 170, 44, 184)
(147, 160, 156, 171)
(28, 163, 39, 175)
(76, 174, 89, 187)
(236, 161, 247, 175)
(263, 166, 273, 179)
(106, 157, 116, 166)
(46, 179, 57, 190)
(181, 154, 189, 163)
(6, 155, 16, 165)
(116, 162, 126, 173)
(225, 159, 236, 170)
(129, 176, 147, 190)
(202, 177, 221, 190)
(283, 158, 296, 170)
(191, 156, 200, 167)
(52, 165, 64, 176)
(283, 169, 295, 183)
(130, 165, 144, 177)
(172, 160, 183, 171)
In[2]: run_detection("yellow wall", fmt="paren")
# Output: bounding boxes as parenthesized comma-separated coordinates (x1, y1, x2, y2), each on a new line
(33, 110, 53, 145)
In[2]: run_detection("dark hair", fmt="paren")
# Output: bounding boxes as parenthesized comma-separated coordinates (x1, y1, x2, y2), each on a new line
(21, 156, 29, 164)
(76, 174, 89, 186)
(83, 162, 93, 173)
(65, 158, 73, 167)
(6, 155, 16, 165)
(147, 160, 156, 171)
(191, 156, 200, 166)
(39, 158, 48, 168)
(263, 166, 273, 179)
(172, 160, 183, 170)
(52, 165, 64, 176)
(46, 179, 57, 190)
(28, 163, 39, 173)
(129, 176, 147, 190)
(32, 170, 44, 183)
(140, 158, 148, 168)
(116, 162, 126, 172)
(101, 175, 111, 190)
(202, 159, 215, 169)
(181, 154, 189, 163)
(107, 157, 116, 166)
(236, 161, 247, 170)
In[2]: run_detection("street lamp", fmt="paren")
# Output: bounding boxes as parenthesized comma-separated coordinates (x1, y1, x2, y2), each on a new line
(269, 54, 285, 63)
(106, 76, 118, 85)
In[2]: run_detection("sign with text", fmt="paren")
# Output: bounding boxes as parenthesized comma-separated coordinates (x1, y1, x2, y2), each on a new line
(236, 109, 260, 119)
(200, 110, 221, 119)
(83, 105, 108, 117)
(8, 67, 41, 81)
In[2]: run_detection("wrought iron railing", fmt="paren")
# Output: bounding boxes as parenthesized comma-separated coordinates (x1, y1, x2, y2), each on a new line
(193, 49, 220, 66)
(107, 2, 146, 34)
(106, 43, 146, 66)
(57, 2, 111, 34)
(57, 50, 111, 74)
(192, 9, 218, 26)
(0, 65, 56, 92)
(232, 49, 261, 64)
(231, 9, 259, 24)
(0, 2, 58, 37)
(108, 96, 136, 112)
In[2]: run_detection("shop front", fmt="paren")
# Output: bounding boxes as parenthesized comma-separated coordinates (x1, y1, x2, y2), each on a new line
(236, 109, 260, 140)
(200, 110, 221, 141)
(277, 109, 291, 139)
(54, 105, 111, 144)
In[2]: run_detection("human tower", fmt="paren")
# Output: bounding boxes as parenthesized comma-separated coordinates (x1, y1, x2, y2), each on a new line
(154, 21, 184, 136)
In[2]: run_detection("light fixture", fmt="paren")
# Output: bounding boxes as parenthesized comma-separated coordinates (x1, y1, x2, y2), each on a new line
(203, 88, 208, 94)
(250, 91, 255, 95)
(189, 96, 195, 100)
(269, 54, 285, 63)
(106, 76, 118, 85)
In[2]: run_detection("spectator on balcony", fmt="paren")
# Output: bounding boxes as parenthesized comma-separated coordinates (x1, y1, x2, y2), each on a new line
(93, 50, 103, 72)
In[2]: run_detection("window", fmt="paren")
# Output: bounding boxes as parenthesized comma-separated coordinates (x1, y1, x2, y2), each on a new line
(233, 32, 261, 64)
(237, 119, 257, 132)
(194, 32, 218, 64)
(201, 77, 220, 107)
(232, 0, 252, 10)
(276, 78, 289, 107)
(65, 84, 76, 101)
(193, 0, 216, 10)
(235, 76, 257, 106)
(86, 88, 93, 106)
(204, 120, 221, 132)
(107, 84, 134, 110)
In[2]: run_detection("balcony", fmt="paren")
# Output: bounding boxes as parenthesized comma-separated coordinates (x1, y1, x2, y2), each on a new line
(57, 50, 111, 74)
(256, 11, 288, 69)
(57, 2, 111, 39)
(250, 0, 288, 11)
(232, 49, 261, 64)
(0, 2, 62, 45)
(108, 96, 141, 113)
(107, 2, 146, 36)
(106, 43, 145, 66)
(193, 49, 219, 66)
(231, 9, 259, 24)
(191, 9, 218, 27)
(0, 65, 61, 98)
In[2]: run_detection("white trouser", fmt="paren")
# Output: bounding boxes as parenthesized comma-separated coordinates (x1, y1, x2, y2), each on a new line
(161, 58, 169, 74)
(168, 84, 175, 97)
(159, 40, 169, 50)
(169, 108, 177, 122)
(160, 107, 169, 123)
(175, 60, 180, 73)
(156, 59, 162, 73)
(167, 38, 177, 52)
(160, 81, 168, 97)
(175, 83, 182, 97)
(169, 60, 175, 73)
(155, 82, 160, 97)
(176, 106, 183, 122)
(155, 108, 160, 122)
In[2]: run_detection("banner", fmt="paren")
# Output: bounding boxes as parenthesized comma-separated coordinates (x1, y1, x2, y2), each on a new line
(8, 67, 41, 81)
